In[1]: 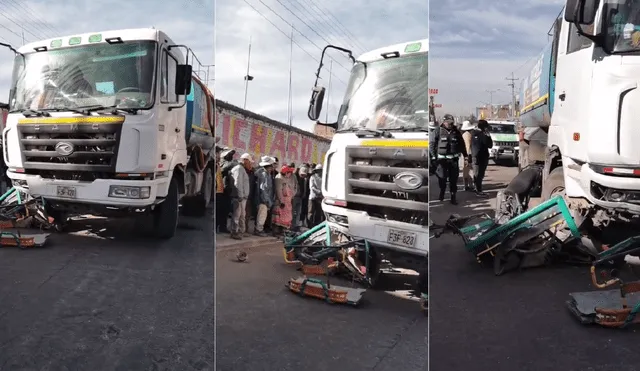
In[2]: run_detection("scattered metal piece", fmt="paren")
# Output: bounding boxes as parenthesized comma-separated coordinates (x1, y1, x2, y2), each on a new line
(568, 236, 640, 328)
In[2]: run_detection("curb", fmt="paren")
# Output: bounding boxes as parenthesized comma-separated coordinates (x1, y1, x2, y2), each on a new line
(215, 235, 281, 252)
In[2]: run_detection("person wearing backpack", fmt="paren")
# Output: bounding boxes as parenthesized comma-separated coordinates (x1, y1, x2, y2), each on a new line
(471, 120, 493, 197)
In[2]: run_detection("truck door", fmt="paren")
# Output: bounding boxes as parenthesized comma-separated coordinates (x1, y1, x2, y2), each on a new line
(551, 20, 593, 162)
(159, 47, 187, 171)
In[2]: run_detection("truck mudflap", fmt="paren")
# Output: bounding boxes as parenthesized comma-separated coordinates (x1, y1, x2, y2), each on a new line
(567, 236, 640, 328)
(431, 195, 594, 275)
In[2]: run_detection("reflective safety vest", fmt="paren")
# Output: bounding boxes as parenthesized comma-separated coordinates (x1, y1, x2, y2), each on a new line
(436, 127, 461, 159)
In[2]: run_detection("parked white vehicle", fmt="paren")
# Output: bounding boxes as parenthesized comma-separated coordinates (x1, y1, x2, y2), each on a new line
(487, 120, 519, 165)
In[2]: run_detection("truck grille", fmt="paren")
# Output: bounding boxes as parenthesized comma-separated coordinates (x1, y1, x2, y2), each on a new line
(16, 118, 123, 177)
(494, 141, 518, 147)
(344, 146, 428, 225)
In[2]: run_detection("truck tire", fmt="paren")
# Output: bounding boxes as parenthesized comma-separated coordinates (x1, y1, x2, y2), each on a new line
(151, 177, 179, 239)
(541, 167, 565, 201)
(183, 166, 213, 217)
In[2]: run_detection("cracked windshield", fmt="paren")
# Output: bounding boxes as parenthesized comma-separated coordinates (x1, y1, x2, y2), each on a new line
(337, 51, 428, 131)
(11, 41, 156, 112)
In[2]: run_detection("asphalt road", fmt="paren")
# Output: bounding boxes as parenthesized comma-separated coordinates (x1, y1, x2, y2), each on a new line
(429, 164, 640, 371)
(0, 212, 214, 371)
(215, 233, 428, 371)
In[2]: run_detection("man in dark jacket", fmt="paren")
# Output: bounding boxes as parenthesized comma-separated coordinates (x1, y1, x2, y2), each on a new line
(290, 163, 305, 231)
(471, 120, 494, 197)
(299, 165, 310, 228)
(217, 148, 236, 233)
(429, 114, 467, 205)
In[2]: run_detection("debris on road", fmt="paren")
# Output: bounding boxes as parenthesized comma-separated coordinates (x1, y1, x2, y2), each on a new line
(568, 236, 640, 328)
(283, 222, 369, 306)
(432, 195, 594, 275)
(236, 251, 248, 262)
(420, 293, 428, 313)
(0, 187, 51, 248)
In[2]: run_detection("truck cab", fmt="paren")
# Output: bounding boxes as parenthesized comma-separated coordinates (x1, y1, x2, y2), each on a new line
(519, 0, 640, 226)
(307, 40, 428, 286)
(2, 28, 215, 238)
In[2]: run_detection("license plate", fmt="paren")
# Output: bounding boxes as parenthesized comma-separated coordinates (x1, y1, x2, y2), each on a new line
(387, 228, 417, 248)
(503, 149, 513, 153)
(56, 186, 76, 198)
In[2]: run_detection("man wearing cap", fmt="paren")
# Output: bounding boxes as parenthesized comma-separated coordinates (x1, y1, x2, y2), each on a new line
(218, 148, 237, 233)
(253, 156, 275, 237)
(460, 120, 476, 192)
(430, 113, 467, 205)
(228, 153, 253, 240)
(308, 164, 324, 226)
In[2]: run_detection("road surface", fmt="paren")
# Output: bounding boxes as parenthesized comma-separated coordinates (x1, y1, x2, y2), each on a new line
(215, 233, 428, 371)
(0, 213, 214, 370)
(429, 164, 640, 371)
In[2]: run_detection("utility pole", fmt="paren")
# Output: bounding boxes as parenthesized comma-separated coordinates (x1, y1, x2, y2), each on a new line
(325, 59, 333, 124)
(243, 36, 253, 110)
(486, 89, 498, 118)
(287, 26, 293, 126)
(506, 73, 519, 118)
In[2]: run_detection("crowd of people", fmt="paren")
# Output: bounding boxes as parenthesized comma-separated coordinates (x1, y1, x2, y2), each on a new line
(429, 114, 493, 204)
(214, 146, 326, 240)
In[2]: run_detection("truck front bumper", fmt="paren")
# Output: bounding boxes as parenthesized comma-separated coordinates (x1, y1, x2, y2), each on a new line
(7, 172, 170, 208)
(573, 164, 640, 215)
(490, 146, 519, 161)
(322, 203, 428, 257)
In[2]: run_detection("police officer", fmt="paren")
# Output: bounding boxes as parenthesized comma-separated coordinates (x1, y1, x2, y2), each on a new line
(429, 114, 467, 204)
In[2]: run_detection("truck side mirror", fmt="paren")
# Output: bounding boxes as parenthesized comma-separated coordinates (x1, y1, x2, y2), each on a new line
(176, 64, 193, 95)
(307, 86, 325, 121)
(565, 0, 599, 25)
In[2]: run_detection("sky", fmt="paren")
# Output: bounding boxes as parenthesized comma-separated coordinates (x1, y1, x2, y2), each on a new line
(429, 0, 564, 116)
(0, 0, 214, 102)
(215, 0, 428, 133)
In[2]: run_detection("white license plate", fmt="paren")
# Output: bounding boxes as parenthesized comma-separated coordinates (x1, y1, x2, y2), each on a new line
(387, 228, 417, 248)
(56, 186, 76, 198)
(503, 149, 513, 153)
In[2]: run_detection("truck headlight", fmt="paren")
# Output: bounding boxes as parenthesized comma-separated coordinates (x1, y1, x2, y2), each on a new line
(109, 185, 151, 199)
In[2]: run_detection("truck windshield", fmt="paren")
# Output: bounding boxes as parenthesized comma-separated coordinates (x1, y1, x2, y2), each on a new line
(488, 124, 516, 133)
(603, 0, 640, 53)
(10, 41, 157, 112)
(336, 52, 428, 131)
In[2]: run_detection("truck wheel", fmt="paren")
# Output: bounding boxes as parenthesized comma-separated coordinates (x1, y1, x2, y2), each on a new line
(151, 177, 179, 239)
(184, 166, 213, 217)
(541, 167, 565, 201)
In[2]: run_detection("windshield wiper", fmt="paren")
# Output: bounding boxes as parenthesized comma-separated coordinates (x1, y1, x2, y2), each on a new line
(387, 126, 429, 132)
(75, 105, 139, 115)
(336, 127, 394, 138)
(10, 108, 51, 117)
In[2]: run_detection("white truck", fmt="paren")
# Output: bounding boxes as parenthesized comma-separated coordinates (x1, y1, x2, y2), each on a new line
(307, 40, 428, 290)
(486, 120, 519, 165)
(519, 0, 640, 229)
(2, 28, 216, 238)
